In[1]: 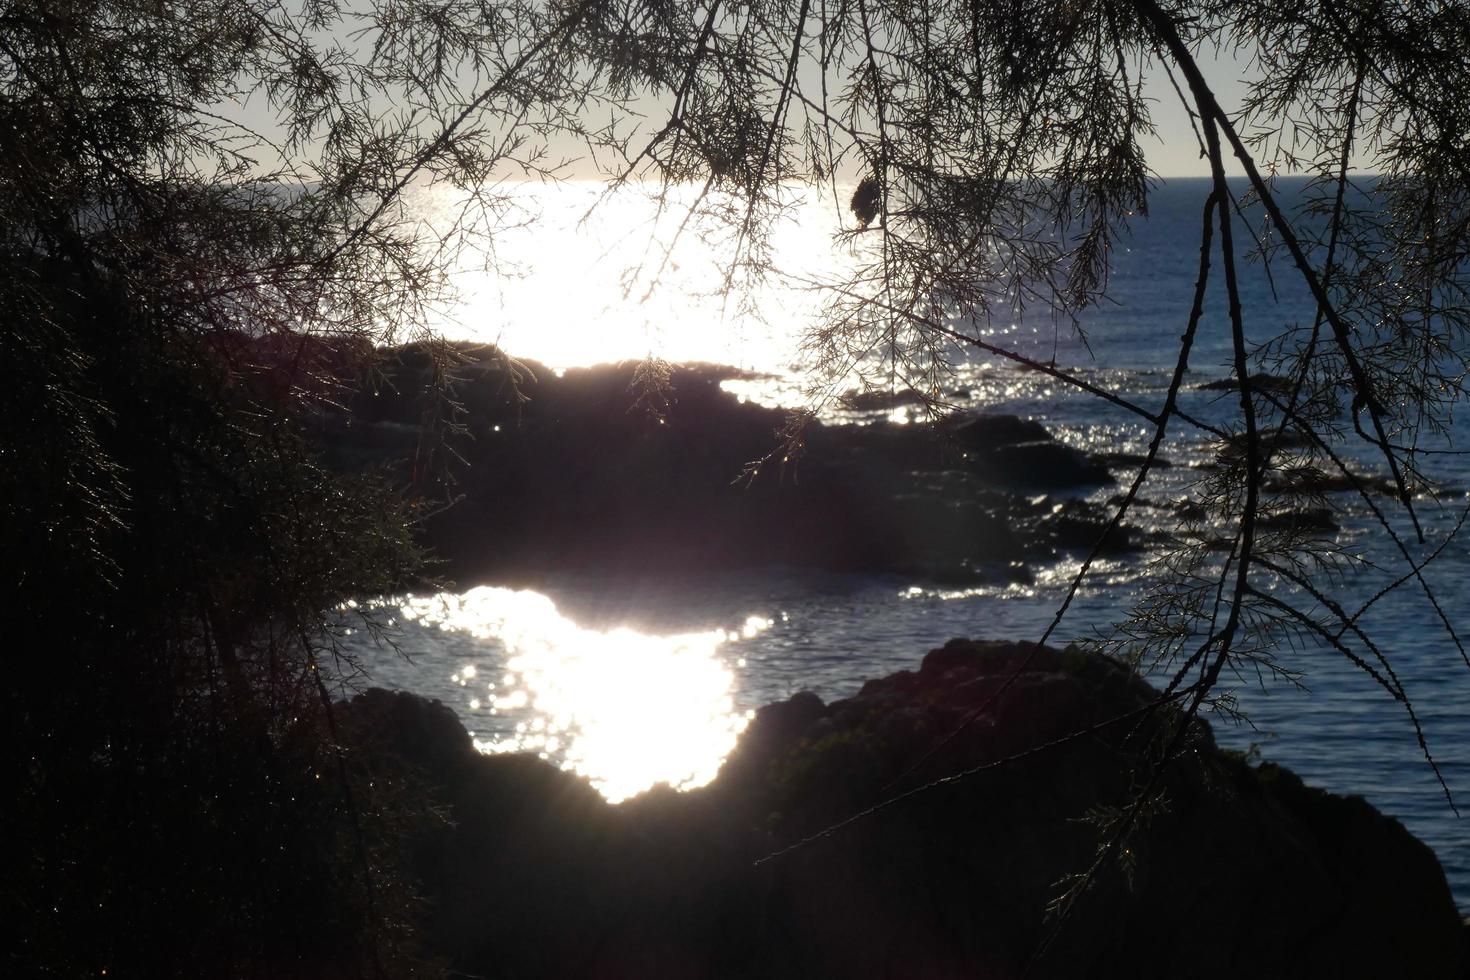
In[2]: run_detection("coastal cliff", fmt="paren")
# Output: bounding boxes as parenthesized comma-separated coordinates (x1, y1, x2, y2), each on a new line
(341, 639, 1470, 979)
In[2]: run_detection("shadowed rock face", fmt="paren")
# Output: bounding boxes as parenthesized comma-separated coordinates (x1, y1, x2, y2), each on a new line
(325, 347, 1133, 587)
(341, 641, 1469, 980)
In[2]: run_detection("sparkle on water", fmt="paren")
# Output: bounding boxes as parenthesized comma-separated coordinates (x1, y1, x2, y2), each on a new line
(399, 587, 768, 802)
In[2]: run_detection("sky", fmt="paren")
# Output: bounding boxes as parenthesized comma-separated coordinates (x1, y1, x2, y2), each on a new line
(560, 47, 1260, 180)
(223, 10, 1265, 183)
(1137, 47, 1252, 178)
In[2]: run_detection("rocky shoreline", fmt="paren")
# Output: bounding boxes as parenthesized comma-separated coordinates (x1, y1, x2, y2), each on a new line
(322, 344, 1147, 588)
(341, 639, 1470, 979)
(319, 344, 1470, 975)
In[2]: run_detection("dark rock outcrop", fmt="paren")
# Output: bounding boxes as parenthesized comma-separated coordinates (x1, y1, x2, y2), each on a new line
(987, 439, 1115, 488)
(341, 641, 1468, 980)
(324, 346, 1128, 587)
(838, 387, 926, 411)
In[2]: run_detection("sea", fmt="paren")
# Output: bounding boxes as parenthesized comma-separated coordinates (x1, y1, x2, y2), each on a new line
(340, 176, 1469, 910)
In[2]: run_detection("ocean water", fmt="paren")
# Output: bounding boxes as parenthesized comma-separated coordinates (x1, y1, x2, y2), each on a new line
(343, 177, 1470, 909)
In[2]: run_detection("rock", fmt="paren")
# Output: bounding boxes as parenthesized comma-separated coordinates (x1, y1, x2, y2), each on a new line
(1259, 506, 1341, 534)
(986, 440, 1115, 489)
(1097, 450, 1172, 470)
(1031, 497, 1139, 554)
(838, 387, 926, 411)
(735, 690, 826, 767)
(343, 640, 1469, 980)
(1267, 464, 1399, 497)
(1175, 498, 1209, 522)
(337, 686, 477, 778)
(714, 643, 1468, 979)
(882, 493, 1027, 568)
(340, 689, 632, 977)
(1197, 372, 1295, 395)
(945, 412, 1052, 453)
(324, 349, 1129, 586)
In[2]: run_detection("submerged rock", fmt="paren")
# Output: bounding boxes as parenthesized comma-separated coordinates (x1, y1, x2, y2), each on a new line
(1196, 372, 1295, 395)
(342, 641, 1468, 980)
(1266, 463, 1401, 497)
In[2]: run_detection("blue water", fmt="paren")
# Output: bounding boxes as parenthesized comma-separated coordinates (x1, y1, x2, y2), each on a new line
(348, 177, 1470, 910)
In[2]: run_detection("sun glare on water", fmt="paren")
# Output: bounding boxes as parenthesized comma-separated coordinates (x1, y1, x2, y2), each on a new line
(400, 587, 769, 802)
(414, 181, 852, 373)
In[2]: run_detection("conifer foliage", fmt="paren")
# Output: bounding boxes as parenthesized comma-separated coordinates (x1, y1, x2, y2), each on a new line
(4, 2, 1469, 974)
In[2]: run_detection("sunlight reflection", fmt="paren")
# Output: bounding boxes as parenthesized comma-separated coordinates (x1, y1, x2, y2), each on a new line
(897, 558, 1143, 603)
(415, 182, 850, 374)
(401, 587, 767, 802)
